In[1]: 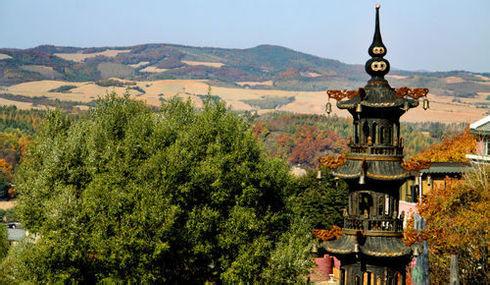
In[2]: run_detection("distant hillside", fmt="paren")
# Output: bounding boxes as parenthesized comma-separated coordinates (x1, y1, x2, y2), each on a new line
(0, 43, 490, 107)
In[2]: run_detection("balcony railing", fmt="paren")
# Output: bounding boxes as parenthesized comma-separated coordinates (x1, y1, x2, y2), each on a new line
(343, 216, 403, 232)
(349, 145, 403, 156)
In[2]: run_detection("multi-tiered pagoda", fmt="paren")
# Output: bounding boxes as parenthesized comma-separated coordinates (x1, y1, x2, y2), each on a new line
(322, 5, 429, 285)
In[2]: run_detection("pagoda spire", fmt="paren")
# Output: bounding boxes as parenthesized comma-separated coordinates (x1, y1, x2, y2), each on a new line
(365, 4, 390, 79)
(369, 4, 387, 57)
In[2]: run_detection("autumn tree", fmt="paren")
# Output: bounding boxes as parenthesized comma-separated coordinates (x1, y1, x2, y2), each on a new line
(403, 128, 476, 171)
(252, 113, 350, 168)
(405, 165, 489, 284)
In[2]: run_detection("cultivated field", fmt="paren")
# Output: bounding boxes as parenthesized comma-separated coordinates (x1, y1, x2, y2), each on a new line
(54, 49, 131, 62)
(181, 60, 224, 68)
(2, 79, 488, 123)
(140, 66, 168, 73)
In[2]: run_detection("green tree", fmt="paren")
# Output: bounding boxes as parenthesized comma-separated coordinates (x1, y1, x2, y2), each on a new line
(6, 93, 320, 283)
(261, 220, 314, 284)
(0, 224, 9, 260)
(290, 168, 348, 229)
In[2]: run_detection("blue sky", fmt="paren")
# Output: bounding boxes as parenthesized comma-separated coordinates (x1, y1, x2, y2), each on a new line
(1, 0, 489, 72)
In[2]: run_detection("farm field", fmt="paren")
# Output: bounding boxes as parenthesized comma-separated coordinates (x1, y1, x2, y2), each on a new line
(1, 79, 487, 123)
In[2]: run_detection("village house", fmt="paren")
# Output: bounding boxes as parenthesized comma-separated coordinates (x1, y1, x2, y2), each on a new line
(466, 115, 490, 164)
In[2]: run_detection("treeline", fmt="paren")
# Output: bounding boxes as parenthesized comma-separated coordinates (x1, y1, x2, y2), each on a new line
(252, 112, 467, 167)
(0, 106, 84, 199)
(252, 113, 350, 168)
(0, 93, 96, 112)
(0, 105, 468, 175)
(0, 106, 46, 133)
(0, 106, 46, 198)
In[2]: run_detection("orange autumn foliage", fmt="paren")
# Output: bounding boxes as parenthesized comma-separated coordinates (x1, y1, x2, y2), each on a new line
(318, 154, 346, 169)
(405, 166, 490, 282)
(403, 210, 428, 247)
(418, 175, 489, 255)
(313, 225, 342, 241)
(287, 125, 347, 167)
(403, 129, 476, 171)
(0, 159, 12, 178)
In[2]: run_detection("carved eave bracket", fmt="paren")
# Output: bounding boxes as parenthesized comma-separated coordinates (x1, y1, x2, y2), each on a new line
(326, 88, 363, 101)
(395, 87, 429, 100)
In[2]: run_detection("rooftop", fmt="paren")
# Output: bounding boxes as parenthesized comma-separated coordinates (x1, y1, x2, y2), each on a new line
(7, 228, 26, 242)
(470, 115, 490, 135)
(420, 162, 471, 174)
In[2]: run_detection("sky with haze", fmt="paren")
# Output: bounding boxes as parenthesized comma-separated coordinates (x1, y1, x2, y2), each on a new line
(0, 0, 489, 72)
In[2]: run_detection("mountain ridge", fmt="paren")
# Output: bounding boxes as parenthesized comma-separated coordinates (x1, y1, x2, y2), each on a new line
(0, 43, 489, 100)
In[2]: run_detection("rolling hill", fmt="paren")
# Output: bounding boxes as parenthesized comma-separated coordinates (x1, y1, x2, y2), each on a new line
(0, 43, 488, 123)
(0, 43, 488, 94)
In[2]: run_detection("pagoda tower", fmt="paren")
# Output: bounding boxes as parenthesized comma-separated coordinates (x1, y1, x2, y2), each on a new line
(322, 5, 429, 285)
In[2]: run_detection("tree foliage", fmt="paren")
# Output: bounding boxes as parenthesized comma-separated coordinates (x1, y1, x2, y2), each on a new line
(4, 93, 331, 283)
(319, 154, 346, 170)
(252, 113, 349, 168)
(0, 225, 9, 260)
(253, 112, 462, 169)
(403, 129, 476, 171)
(289, 169, 347, 230)
(405, 165, 489, 284)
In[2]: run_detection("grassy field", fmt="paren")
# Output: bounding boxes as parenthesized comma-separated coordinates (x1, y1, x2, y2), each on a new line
(54, 49, 131, 62)
(181, 60, 224, 68)
(140, 66, 168, 73)
(1, 79, 487, 123)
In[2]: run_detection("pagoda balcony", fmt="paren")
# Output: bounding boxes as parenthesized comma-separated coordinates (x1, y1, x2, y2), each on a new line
(349, 145, 403, 156)
(343, 216, 403, 233)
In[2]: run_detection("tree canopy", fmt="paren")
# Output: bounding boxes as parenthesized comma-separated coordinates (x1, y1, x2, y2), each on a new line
(403, 129, 476, 171)
(0, 94, 345, 284)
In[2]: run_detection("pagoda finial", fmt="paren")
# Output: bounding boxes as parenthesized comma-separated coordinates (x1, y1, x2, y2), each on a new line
(365, 4, 390, 78)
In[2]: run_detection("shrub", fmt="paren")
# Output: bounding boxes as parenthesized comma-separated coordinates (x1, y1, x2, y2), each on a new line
(48, 85, 77, 93)
(243, 96, 294, 109)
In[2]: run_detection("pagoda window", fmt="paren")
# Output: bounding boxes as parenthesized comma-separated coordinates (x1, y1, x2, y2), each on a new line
(377, 195, 384, 216)
(354, 122, 359, 144)
(393, 196, 399, 215)
(386, 127, 393, 145)
(384, 195, 390, 215)
(397, 123, 401, 145)
(379, 126, 384, 144)
(372, 122, 377, 144)
(359, 193, 373, 217)
(363, 122, 370, 144)
(393, 123, 399, 144)
(349, 192, 355, 215)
